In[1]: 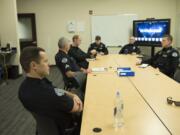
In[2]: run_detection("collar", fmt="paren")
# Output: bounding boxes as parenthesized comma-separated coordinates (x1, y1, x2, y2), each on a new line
(71, 43, 78, 48)
(59, 49, 67, 54)
(95, 42, 102, 46)
(162, 46, 172, 51)
(26, 76, 42, 81)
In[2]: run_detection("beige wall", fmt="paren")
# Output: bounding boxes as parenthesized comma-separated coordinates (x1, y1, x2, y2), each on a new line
(177, 0, 180, 13)
(0, 0, 21, 73)
(176, 0, 180, 48)
(17, 0, 177, 64)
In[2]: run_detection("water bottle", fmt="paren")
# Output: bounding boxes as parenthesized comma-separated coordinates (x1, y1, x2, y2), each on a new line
(114, 91, 124, 128)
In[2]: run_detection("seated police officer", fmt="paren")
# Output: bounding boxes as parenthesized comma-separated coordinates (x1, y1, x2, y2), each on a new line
(137, 35, 179, 78)
(55, 37, 88, 95)
(88, 35, 108, 55)
(119, 36, 140, 54)
(18, 46, 83, 135)
(68, 35, 96, 69)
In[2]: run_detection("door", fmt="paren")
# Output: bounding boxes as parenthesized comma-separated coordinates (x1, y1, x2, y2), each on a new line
(17, 13, 37, 51)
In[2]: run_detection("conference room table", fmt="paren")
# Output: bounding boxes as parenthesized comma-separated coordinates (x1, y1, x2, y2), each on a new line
(80, 54, 180, 135)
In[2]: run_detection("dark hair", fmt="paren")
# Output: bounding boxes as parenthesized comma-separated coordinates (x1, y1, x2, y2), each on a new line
(20, 47, 45, 73)
(163, 34, 173, 42)
(72, 35, 80, 42)
(95, 35, 101, 41)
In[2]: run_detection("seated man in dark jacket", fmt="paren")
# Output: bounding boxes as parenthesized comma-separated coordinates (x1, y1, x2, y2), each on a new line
(137, 35, 179, 78)
(55, 37, 89, 94)
(68, 35, 96, 69)
(119, 36, 140, 54)
(88, 35, 108, 56)
(19, 46, 83, 135)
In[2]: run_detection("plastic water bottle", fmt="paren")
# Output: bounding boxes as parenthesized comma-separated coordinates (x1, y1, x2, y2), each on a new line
(114, 91, 124, 128)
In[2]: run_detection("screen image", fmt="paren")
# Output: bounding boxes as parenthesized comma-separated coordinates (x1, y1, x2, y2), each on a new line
(133, 19, 170, 45)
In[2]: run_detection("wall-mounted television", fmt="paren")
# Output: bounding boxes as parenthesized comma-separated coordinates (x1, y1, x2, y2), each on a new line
(133, 19, 171, 46)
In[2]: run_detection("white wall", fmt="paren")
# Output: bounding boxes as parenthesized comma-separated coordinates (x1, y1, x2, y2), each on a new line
(17, 0, 177, 64)
(0, 0, 21, 73)
(91, 15, 138, 47)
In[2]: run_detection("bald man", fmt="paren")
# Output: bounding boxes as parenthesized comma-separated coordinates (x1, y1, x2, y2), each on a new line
(119, 36, 140, 54)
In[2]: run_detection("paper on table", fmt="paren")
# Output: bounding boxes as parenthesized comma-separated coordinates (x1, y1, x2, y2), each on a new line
(86, 58, 96, 61)
(139, 64, 149, 68)
(91, 67, 107, 72)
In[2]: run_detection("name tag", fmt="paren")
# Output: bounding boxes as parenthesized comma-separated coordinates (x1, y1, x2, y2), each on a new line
(54, 88, 65, 96)
(162, 54, 167, 58)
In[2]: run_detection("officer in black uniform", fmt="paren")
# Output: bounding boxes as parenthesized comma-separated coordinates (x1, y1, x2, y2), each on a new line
(138, 35, 179, 78)
(88, 35, 108, 55)
(119, 36, 140, 54)
(68, 35, 95, 69)
(55, 37, 87, 94)
(19, 47, 83, 135)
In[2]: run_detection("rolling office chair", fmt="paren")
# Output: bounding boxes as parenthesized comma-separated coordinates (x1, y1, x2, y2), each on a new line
(56, 67, 85, 101)
(55, 66, 79, 91)
(63, 76, 79, 91)
(63, 75, 85, 101)
(32, 112, 77, 135)
(174, 57, 180, 83)
(55, 68, 84, 102)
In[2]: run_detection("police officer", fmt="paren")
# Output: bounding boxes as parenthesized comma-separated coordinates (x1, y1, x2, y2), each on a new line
(88, 35, 109, 55)
(55, 37, 89, 94)
(119, 36, 140, 54)
(137, 35, 179, 78)
(68, 35, 95, 69)
(19, 47, 83, 135)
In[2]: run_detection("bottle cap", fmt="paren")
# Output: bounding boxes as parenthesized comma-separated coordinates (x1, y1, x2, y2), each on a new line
(93, 127, 102, 133)
(116, 91, 120, 96)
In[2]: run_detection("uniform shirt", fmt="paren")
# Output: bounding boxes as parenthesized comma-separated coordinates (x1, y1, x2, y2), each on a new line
(68, 45, 89, 69)
(55, 50, 80, 75)
(55, 50, 80, 87)
(18, 77, 74, 133)
(88, 42, 109, 55)
(119, 44, 140, 54)
(142, 46, 179, 77)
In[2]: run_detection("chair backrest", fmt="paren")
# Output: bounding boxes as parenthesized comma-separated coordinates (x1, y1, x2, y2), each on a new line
(56, 67, 79, 90)
(31, 112, 60, 135)
(174, 68, 180, 83)
(31, 112, 78, 135)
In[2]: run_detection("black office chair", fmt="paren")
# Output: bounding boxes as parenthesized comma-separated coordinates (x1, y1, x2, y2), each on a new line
(56, 68, 85, 101)
(32, 113, 60, 135)
(55, 67, 79, 91)
(63, 77, 79, 91)
(32, 112, 77, 135)
(174, 68, 180, 83)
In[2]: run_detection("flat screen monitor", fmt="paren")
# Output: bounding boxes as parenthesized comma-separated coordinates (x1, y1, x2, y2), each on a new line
(133, 19, 170, 46)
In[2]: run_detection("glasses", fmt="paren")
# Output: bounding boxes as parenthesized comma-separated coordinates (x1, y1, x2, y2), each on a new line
(167, 97, 180, 106)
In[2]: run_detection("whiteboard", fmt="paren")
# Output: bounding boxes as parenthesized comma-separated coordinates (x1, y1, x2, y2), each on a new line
(91, 15, 138, 47)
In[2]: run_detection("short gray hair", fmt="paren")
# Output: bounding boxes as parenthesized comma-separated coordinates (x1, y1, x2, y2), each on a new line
(58, 37, 70, 49)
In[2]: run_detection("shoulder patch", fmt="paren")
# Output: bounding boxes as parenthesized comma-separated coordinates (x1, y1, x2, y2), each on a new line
(54, 88, 65, 96)
(61, 58, 68, 63)
(172, 52, 178, 57)
(65, 64, 70, 69)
